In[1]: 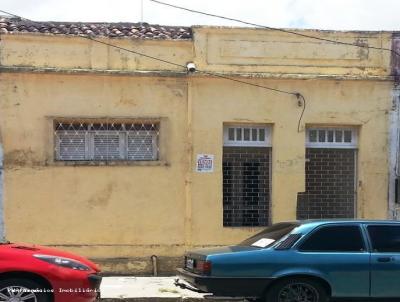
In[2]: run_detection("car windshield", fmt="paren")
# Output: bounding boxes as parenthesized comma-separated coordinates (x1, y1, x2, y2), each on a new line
(239, 222, 300, 248)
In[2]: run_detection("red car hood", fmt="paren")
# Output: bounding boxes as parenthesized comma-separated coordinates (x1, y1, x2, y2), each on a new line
(1, 243, 100, 272)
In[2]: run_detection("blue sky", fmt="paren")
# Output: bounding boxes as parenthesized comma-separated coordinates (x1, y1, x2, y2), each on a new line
(2, 0, 400, 31)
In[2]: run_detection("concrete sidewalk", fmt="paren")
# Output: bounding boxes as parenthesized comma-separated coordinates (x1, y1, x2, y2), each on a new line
(100, 276, 245, 302)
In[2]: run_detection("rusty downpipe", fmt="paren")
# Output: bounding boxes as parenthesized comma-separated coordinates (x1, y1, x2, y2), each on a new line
(151, 255, 158, 276)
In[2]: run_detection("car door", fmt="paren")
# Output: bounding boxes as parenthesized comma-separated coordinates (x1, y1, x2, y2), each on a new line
(296, 224, 370, 298)
(368, 224, 400, 298)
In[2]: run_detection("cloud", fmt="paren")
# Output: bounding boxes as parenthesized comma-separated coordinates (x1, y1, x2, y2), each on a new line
(282, 0, 400, 30)
(1, 0, 400, 31)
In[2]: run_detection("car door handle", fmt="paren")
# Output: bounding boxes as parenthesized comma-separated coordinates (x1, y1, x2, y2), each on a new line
(377, 257, 393, 263)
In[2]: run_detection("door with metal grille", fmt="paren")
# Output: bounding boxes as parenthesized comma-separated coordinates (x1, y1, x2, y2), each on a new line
(222, 124, 272, 226)
(297, 128, 357, 219)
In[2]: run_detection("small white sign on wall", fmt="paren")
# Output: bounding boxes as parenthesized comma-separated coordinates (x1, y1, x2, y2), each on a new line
(196, 154, 214, 173)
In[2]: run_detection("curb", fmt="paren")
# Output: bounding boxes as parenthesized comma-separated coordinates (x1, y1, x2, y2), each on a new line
(101, 299, 195, 302)
(101, 298, 241, 302)
(100, 297, 212, 302)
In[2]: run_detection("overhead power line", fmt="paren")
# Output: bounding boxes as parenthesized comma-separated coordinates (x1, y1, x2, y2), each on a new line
(149, 0, 400, 58)
(0, 9, 19, 19)
(0, 9, 307, 132)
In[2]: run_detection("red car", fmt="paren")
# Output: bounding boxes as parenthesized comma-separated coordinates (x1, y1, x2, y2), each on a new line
(0, 242, 101, 302)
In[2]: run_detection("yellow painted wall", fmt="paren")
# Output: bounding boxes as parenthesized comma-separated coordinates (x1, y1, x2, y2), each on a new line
(193, 27, 392, 77)
(0, 74, 189, 259)
(188, 77, 391, 245)
(0, 34, 193, 72)
(0, 27, 394, 273)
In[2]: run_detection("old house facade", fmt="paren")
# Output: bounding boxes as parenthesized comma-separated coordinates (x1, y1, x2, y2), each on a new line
(0, 17, 398, 273)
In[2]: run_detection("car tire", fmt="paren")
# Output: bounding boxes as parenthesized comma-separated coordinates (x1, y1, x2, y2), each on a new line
(265, 277, 328, 302)
(0, 278, 52, 302)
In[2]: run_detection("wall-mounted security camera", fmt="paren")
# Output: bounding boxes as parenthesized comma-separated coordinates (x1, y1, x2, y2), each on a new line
(186, 62, 196, 73)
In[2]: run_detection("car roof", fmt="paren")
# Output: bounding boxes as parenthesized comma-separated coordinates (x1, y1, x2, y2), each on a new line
(299, 219, 400, 225)
(284, 219, 400, 234)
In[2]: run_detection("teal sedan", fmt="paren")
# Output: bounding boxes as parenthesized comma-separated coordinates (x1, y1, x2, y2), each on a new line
(176, 220, 400, 302)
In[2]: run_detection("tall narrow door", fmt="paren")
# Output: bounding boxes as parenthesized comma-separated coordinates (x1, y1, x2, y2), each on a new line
(297, 128, 358, 219)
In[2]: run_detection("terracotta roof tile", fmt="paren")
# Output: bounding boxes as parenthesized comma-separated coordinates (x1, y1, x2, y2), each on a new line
(0, 17, 192, 40)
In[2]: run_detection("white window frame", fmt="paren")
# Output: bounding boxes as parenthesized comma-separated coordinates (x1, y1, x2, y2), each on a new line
(223, 124, 271, 147)
(306, 127, 358, 149)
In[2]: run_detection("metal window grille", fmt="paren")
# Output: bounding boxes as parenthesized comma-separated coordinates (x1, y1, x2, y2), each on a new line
(54, 121, 159, 161)
(306, 127, 357, 148)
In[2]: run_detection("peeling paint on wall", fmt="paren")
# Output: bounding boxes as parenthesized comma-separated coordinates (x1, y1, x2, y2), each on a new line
(4, 149, 43, 167)
(87, 184, 113, 208)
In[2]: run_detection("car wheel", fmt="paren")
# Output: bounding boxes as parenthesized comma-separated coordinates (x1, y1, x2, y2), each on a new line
(265, 277, 328, 302)
(0, 278, 51, 302)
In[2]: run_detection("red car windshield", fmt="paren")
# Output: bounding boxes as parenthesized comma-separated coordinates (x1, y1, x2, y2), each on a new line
(239, 222, 300, 248)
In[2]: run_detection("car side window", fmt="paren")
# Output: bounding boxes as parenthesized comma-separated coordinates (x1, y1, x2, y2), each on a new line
(368, 225, 400, 253)
(299, 225, 365, 252)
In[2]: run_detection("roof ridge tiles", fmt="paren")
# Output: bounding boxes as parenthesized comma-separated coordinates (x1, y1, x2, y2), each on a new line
(0, 17, 192, 40)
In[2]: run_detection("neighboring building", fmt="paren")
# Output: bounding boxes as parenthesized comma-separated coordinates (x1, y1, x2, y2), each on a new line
(0, 17, 399, 273)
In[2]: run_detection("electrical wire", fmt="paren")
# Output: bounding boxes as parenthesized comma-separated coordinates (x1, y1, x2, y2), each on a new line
(81, 36, 297, 96)
(0, 9, 307, 131)
(149, 0, 400, 58)
(0, 9, 19, 19)
(81, 36, 302, 96)
(296, 94, 306, 133)
(83, 36, 185, 69)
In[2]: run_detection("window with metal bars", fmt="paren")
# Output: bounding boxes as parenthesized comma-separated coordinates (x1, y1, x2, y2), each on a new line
(54, 121, 159, 161)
